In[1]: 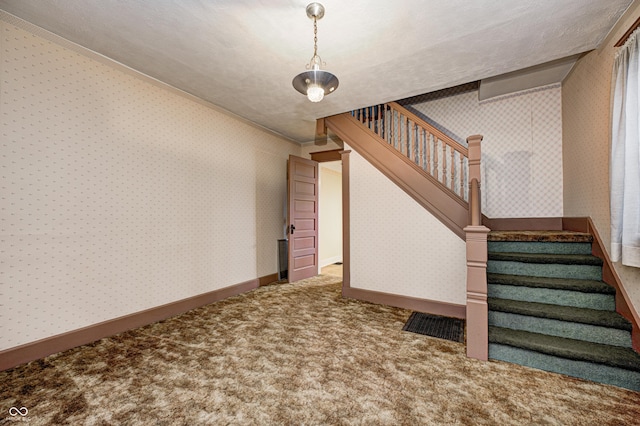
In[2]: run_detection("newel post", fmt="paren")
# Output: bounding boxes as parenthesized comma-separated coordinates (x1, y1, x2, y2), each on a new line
(464, 134, 489, 361)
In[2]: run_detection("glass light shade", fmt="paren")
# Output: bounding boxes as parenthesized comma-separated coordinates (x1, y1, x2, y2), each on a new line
(306, 84, 325, 102)
(292, 69, 339, 102)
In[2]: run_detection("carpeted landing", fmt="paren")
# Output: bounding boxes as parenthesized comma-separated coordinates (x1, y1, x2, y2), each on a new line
(1, 275, 639, 425)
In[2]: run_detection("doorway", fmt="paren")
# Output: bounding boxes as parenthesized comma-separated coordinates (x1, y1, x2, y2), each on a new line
(318, 160, 343, 275)
(286, 149, 343, 282)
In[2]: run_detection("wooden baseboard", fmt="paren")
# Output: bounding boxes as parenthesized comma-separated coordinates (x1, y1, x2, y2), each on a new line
(342, 286, 466, 319)
(0, 275, 270, 371)
(259, 273, 279, 286)
(579, 218, 640, 352)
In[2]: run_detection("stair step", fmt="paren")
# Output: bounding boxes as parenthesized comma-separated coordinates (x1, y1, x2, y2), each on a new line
(489, 327, 640, 391)
(488, 241, 592, 255)
(489, 310, 631, 348)
(488, 285, 615, 311)
(488, 230, 593, 243)
(487, 253, 602, 280)
(489, 326, 640, 372)
(487, 273, 614, 294)
(488, 298, 631, 330)
(488, 252, 603, 266)
(487, 273, 616, 310)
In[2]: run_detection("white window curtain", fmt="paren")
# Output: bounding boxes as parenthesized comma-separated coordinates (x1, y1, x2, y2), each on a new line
(611, 29, 640, 268)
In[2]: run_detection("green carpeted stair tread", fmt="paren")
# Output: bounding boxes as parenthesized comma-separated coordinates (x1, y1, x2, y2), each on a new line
(487, 273, 615, 294)
(489, 326, 640, 372)
(487, 231, 593, 243)
(488, 252, 603, 266)
(488, 298, 631, 331)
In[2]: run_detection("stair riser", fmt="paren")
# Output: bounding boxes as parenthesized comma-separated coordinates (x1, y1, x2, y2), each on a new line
(489, 344, 640, 391)
(487, 261, 602, 280)
(488, 311, 632, 348)
(488, 284, 615, 311)
(488, 241, 592, 255)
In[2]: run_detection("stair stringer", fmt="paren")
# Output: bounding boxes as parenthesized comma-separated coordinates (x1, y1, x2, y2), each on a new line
(324, 112, 468, 240)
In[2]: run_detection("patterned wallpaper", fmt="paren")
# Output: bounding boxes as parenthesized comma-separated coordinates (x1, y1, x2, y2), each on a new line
(348, 145, 467, 305)
(562, 2, 640, 315)
(409, 86, 564, 218)
(0, 18, 299, 350)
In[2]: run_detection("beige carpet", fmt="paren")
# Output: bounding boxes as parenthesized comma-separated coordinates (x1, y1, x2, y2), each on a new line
(1, 275, 639, 425)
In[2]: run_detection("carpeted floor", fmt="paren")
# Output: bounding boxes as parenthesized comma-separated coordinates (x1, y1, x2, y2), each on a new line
(1, 275, 639, 425)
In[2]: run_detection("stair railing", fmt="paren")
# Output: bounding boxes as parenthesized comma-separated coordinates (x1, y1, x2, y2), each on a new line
(352, 102, 469, 202)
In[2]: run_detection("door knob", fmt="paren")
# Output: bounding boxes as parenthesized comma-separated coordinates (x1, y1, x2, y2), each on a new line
(290, 224, 296, 234)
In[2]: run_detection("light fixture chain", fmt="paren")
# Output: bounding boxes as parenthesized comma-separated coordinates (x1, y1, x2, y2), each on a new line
(313, 17, 318, 57)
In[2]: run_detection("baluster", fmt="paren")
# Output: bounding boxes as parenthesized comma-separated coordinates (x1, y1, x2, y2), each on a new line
(411, 123, 420, 165)
(370, 107, 374, 130)
(370, 106, 375, 132)
(408, 117, 412, 158)
(392, 109, 397, 149)
(381, 105, 385, 140)
(411, 123, 420, 164)
(460, 153, 465, 198)
(385, 105, 390, 143)
(441, 141, 447, 186)
(426, 132, 432, 175)
(450, 146, 455, 191)
(433, 137, 439, 180)
(370, 106, 374, 131)
(406, 116, 410, 158)
(383, 105, 387, 139)
(398, 112, 403, 153)
(419, 128, 424, 168)
(397, 112, 401, 153)
(418, 128, 422, 169)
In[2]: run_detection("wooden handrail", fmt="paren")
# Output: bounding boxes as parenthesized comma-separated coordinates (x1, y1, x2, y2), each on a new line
(387, 102, 468, 156)
(351, 102, 471, 202)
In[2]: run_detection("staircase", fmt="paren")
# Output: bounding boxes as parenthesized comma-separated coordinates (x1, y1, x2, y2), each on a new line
(486, 230, 640, 391)
(322, 102, 481, 239)
(319, 102, 639, 384)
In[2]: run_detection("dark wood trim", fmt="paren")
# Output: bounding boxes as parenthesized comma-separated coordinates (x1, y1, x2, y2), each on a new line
(615, 16, 640, 47)
(316, 117, 326, 136)
(340, 150, 351, 293)
(580, 218, 640, 352)
(310, 149, 342, 163)
(325, 113, 468, 239)
(343, 287, 466, 319)
(0, 276, 270, 371)
(561, 217, 589, 233)
(259, 273, 279, 286)
(483, 217, 563, 231)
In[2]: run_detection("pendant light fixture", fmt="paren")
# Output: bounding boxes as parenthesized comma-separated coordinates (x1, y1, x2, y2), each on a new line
(292, 3, 339, 102)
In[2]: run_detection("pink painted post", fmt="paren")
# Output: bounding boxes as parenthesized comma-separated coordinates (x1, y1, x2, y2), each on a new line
(464, 224, 490, 360)
(464, 134, 489, 360)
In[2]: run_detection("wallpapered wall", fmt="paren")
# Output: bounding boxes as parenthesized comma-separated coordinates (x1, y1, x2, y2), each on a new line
(409, 86, 564, 218)
(0, 17, 299, 350)
(348, 145, 467, 305)
(562, 2, 640, 316)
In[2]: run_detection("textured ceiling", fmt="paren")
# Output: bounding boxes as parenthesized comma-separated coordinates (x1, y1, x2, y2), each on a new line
(0, 0, 633, 143)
